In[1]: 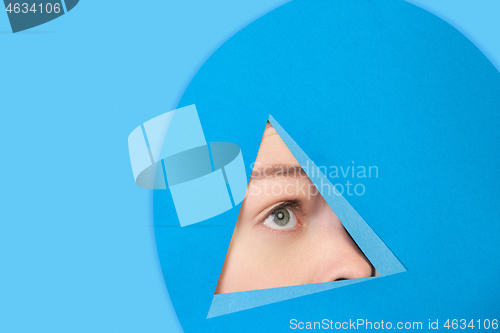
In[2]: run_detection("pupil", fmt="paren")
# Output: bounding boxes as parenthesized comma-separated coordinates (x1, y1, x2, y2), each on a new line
(273, 209, 290, 227)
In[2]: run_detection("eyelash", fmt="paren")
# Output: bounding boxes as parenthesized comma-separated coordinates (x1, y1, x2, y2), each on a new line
(260, 200, 304, 234)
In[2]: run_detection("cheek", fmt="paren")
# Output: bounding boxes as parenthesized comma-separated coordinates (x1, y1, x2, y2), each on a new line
(221, 226, 317, 290)
(230, 227, 300, 271)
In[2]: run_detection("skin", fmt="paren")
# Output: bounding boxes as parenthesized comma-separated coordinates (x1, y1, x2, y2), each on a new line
(215, 123, 374, 294)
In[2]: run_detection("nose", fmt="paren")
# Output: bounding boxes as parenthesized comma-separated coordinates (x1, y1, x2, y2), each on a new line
(313, 251, 374, 284)
(310, 199, 375, 284)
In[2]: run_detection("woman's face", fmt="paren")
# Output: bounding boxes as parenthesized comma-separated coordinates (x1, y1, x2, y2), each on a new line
(215, 124, 374, 294)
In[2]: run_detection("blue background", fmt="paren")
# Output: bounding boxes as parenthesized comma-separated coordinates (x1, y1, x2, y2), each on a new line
(1, 0, 499, 332)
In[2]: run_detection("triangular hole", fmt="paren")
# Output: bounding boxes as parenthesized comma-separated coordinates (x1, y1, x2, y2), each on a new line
(208, 116, 405, 318)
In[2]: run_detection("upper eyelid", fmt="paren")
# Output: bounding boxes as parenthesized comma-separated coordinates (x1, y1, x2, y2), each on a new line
(264, 200, 305, 218)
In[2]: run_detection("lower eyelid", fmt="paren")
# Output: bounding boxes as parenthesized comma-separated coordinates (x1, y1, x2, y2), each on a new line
(258, 222, 302, 235)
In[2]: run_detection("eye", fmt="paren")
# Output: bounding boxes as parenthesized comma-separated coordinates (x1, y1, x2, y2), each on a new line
(263, 207, 298, 230)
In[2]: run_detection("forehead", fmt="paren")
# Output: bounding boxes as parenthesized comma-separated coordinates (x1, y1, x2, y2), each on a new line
(255, 125, 301, 167)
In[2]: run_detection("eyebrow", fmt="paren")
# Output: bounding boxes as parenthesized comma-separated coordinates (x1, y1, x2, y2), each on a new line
(250, 165, 308, 181)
